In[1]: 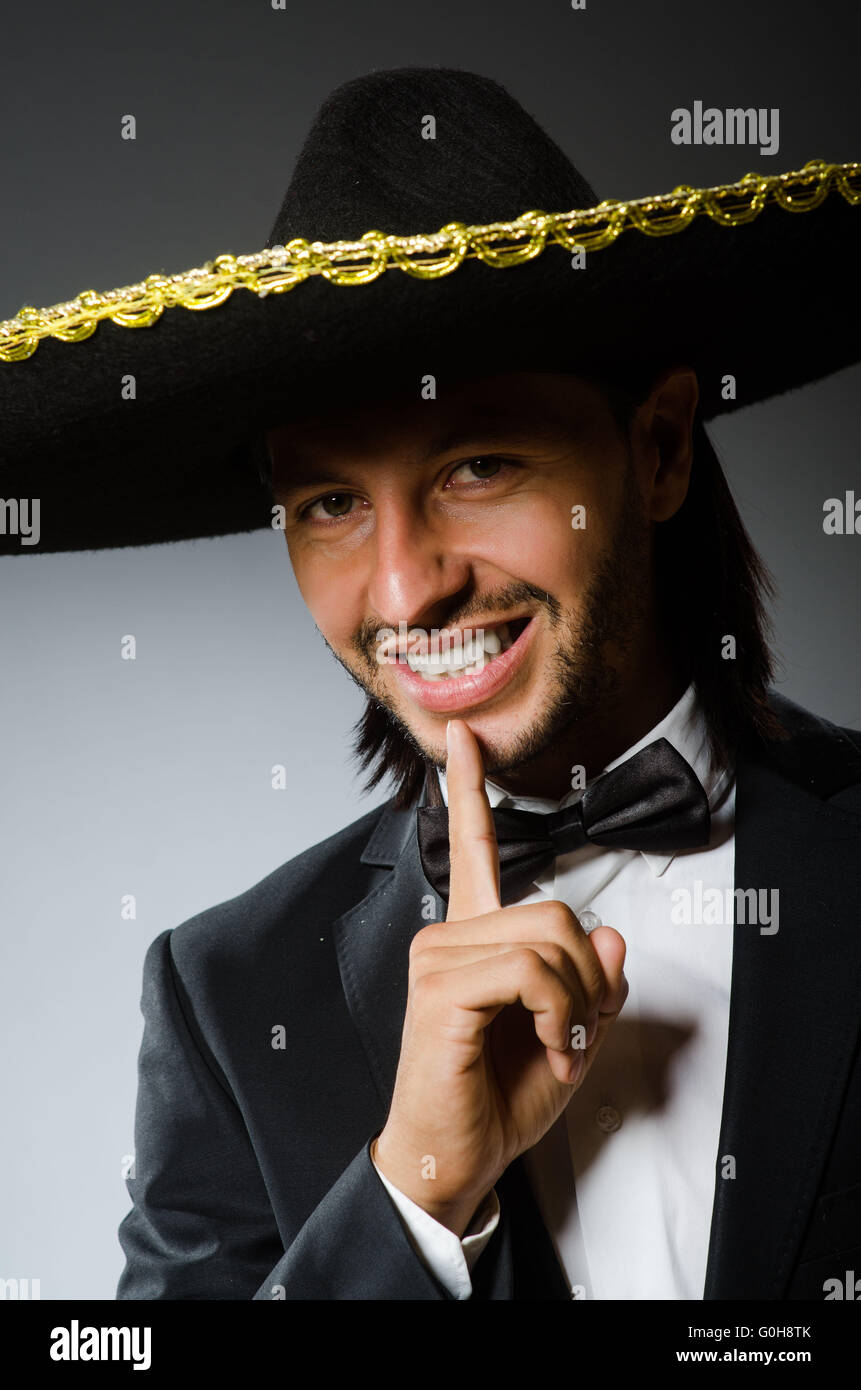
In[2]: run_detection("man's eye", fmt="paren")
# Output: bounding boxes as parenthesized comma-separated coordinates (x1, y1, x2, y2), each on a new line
(305, 492, 357, 520)
(447, 457, 505, 484)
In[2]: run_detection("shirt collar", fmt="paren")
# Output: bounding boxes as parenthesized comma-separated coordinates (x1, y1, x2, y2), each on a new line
(436, 682, 732, 879)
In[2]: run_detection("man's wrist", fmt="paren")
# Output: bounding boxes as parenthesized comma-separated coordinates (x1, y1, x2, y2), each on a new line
(370, 1132, 492, 1238)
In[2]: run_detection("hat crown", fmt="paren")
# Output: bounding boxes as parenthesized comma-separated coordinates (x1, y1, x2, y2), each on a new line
(268, 66, 599, 246)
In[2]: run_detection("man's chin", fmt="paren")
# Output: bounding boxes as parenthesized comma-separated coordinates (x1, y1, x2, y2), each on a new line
(393, 693, 554, 775)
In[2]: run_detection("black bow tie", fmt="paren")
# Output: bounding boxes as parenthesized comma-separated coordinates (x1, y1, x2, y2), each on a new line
(417, 737, 711, 905)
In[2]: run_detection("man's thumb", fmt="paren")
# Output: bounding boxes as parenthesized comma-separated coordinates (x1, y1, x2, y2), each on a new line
(588, 924, 628, 1014)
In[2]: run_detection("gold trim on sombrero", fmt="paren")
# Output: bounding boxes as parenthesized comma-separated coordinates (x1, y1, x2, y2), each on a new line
(2, 158, 859, 364)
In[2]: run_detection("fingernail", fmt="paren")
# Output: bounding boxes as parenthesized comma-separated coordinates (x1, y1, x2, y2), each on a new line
(567, 1052, 585, 1084)
(585, 1014, 598, 1047)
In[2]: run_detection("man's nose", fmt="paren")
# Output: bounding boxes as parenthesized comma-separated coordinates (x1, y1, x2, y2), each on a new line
(365, 501, 472, 625)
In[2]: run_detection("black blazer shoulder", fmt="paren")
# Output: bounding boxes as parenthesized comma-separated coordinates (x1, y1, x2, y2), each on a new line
(760, 691, 861, 804)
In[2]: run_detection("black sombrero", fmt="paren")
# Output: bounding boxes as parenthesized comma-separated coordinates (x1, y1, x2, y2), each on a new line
(1, 66, 859, 556)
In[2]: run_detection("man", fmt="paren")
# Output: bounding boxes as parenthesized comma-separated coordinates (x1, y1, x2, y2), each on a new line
(2, 67, 859, 1299)
(115, 362, 861, 1301)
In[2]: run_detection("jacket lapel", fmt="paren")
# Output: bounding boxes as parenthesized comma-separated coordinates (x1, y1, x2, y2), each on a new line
(333, 799, 437, 1105)
(704, 721, 861, 1297)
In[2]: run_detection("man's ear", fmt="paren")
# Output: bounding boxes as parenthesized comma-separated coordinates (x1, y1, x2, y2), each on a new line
(632, 368, 699, 522)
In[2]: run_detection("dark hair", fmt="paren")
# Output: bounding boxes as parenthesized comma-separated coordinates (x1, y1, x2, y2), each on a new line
(652, 412, 785, 770)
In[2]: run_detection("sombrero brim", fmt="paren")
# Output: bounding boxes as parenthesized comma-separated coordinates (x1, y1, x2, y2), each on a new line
(1, 159, 859, 555)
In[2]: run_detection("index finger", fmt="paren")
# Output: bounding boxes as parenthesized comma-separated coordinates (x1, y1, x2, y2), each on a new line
(445, 719, 502, 922)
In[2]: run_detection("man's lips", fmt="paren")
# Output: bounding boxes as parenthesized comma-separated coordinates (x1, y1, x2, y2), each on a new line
(389, 615, 537, 713)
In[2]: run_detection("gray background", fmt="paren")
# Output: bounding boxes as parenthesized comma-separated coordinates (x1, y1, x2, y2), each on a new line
(1, 0, 859, 1299)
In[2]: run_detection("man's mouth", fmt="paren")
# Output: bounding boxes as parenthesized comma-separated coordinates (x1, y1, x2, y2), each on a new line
(401, 617, 529, 681)
(387, 615, 536, 713)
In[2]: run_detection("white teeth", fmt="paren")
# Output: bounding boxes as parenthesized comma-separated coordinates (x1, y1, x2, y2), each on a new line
(404, 623, 520, 681)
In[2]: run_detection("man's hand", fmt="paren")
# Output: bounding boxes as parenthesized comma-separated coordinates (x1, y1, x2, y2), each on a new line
(372, 718, 628, 1236)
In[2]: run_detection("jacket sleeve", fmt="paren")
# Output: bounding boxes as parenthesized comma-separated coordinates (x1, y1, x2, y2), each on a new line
(116, 928, 471, 1300)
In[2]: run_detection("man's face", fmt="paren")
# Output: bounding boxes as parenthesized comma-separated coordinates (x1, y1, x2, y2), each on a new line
(266, 371, 672, 777)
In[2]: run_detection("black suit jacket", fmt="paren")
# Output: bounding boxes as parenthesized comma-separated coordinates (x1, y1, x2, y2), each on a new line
(116, 693, 861, 1300)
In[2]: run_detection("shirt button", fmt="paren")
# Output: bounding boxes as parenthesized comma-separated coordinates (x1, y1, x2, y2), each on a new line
(579, 909, 602, 933)
(595, 1105, 622, 1132)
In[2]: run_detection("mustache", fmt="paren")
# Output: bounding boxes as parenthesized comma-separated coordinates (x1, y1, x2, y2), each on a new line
(349, 580, 563, 670)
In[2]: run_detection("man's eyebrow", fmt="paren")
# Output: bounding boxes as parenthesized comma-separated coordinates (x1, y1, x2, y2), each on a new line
(275, 464, 354, 496)
(273, 413, 568, 495)
(425, 413, 568, 458)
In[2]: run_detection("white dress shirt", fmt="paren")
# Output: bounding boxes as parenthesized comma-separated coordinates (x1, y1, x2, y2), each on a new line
(373, 683, 736, 1300)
